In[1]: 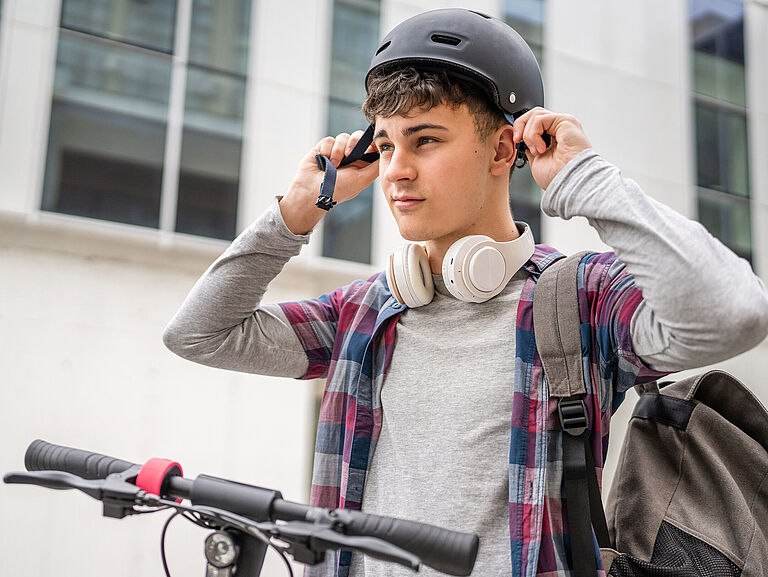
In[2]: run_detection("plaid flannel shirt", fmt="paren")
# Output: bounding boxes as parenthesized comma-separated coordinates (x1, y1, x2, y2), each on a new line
(279, 244, 668, 577)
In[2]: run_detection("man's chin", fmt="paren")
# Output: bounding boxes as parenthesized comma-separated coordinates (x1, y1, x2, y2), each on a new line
(397, 228, 433, 243)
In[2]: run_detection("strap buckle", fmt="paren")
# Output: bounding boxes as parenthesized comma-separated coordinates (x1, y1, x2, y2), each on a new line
(558, 398, 588, 437)
(315, 193, 337, 211)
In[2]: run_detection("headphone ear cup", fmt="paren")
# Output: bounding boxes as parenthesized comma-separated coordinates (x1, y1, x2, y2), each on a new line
(388, 244, 434, 308)
(442, 235, 492, 303)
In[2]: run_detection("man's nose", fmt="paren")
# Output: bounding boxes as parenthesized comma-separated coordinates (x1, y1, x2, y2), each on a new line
(382, 149, 417, 184)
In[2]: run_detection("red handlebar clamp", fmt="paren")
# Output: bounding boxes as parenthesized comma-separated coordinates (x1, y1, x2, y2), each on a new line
(136, 458, 183, 503)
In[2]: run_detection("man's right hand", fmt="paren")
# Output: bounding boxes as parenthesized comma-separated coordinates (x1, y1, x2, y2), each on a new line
(279, 130, 380, 235)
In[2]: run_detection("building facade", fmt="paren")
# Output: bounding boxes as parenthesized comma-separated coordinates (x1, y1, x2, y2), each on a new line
(1, 0, 766, 575)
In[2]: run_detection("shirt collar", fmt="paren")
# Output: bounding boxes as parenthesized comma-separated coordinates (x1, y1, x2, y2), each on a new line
(523, 244, 567, 277)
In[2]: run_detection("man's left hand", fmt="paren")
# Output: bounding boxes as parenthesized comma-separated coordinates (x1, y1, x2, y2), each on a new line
(512, 107, 592, 191)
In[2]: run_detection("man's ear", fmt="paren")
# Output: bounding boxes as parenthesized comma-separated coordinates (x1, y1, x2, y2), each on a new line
(490, 124, 516, 177)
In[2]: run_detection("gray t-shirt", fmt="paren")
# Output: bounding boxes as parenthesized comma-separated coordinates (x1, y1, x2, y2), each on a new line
(348, 272, 526, 577)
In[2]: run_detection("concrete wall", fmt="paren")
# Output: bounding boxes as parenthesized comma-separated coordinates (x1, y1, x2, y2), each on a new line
(0, 211, 321, 576)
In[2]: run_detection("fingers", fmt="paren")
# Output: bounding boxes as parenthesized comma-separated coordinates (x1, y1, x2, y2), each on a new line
(314, 136, 335, 158)
(313, 134, 347, 165)
(512, 107, 554, 155)
(304, 130, 378, 204)
(313, 130, 368, 166)
(345, 130, 367, 155)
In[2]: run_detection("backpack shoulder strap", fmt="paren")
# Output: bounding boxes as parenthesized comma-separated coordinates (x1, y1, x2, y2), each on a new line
(533, 249, 612, 572)
(533, 250, 590, 398)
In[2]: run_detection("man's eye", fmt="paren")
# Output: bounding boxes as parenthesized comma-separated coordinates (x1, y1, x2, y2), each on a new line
(377, 143, 394, 152)
(418, 137, 438, 146)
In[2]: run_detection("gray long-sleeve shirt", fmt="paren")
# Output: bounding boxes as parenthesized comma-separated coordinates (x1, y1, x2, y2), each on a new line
(163, 149, 768, 374)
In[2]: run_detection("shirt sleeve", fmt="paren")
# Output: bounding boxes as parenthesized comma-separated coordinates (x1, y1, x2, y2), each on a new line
(577, 251, 670, 398)
(163, 199, 317, 378)
(543, 149, 768, 374)
(277, 291, 343, 380)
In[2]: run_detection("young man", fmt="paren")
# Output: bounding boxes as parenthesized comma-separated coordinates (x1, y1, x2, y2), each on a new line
(163, 8, 768, 577)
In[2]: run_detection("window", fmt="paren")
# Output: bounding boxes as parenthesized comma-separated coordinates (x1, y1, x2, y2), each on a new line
(322, 0, 380, 263)
(503, 0, 545, 243)
(42, 0, 252, 241)
(176, 0, 251, 240)
(690, 0, 751, 261)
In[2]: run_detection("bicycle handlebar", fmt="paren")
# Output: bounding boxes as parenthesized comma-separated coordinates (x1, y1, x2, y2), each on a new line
(22, 440, 479, 576)
(26, 438, 136, 479)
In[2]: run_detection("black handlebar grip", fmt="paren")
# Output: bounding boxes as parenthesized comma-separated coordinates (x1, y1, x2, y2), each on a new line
(25, 439, 137, 480)
(337, 509, 479, 576)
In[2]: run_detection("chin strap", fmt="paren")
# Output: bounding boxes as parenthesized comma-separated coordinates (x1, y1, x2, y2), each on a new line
(503, 110, 552, 169)
(314, 124, 380, 211)
(514, 131, 552, 168)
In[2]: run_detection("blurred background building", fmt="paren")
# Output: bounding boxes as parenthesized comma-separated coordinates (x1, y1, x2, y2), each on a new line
(1, 0, 766, 575)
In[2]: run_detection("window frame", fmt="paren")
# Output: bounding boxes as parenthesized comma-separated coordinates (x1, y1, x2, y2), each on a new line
(40, 0, 253, 241)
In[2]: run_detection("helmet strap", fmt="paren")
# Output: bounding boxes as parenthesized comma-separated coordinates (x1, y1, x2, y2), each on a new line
(314, 124, 380, 211)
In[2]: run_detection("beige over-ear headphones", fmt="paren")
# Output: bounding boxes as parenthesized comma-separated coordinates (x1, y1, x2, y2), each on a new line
(385, 223, 535, 307)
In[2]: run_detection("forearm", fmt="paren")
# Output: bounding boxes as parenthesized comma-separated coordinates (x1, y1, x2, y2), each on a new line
(162, 200, 311, 377)
(542, 149, 768, 371)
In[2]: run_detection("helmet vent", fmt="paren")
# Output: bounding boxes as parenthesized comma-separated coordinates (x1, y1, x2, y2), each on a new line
(375, 41, 391, 55)
(469, 10, 492, 19)
(431, 34, 461, 46)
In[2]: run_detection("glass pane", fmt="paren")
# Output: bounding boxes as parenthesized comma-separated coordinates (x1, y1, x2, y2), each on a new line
(176, 68, 246, 240)
(53, 31, 172, 115)
(697, 189, 752, 261)
(322, 186, 374, 264)
(61, 0, 177, 53)
(175, 128, 240, 240)
(510, 197, 542, 244)
(503, 0, 544, 46)
(43, 102, 165, 227)
(690, 0, 744, 63)
(183, 66, 247, 128)
(509, 165, 542, 242)
(694, 101, 749, 197)
(188, 0, 251, 75)
(328, 95, 368, 135)
(692, 50, 745, 107)
(323, 99, 374, 263)
(690, 0, 746, 106)
(505, 0, 545, 243)
(323, 0, 380, 263)
(42, 33, 170, 227)
(329, 0, 380, 103)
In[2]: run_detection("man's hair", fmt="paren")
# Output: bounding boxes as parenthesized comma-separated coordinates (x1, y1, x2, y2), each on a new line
(362, 66, 507, 141)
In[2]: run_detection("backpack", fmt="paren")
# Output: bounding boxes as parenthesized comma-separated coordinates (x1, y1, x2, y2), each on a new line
(534, 252, 768, 577)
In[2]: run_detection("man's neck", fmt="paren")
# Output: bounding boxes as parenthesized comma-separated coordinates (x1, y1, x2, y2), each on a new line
(424, 213, 521, 275)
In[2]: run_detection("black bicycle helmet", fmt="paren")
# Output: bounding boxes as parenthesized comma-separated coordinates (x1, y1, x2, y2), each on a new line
(366, 8, 544, 124)
(313, 8, 546, 211)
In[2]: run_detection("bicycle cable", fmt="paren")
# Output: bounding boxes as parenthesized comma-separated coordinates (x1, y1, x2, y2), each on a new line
(160, 511, 180, 577)
(154, 496, 294, 577)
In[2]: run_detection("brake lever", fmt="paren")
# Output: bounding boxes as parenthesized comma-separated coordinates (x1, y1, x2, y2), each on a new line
(261, 520, 420, 571)
(5, 471, 107, 498)
(4, 466, 146, 519)
(313, 527, 420, 571)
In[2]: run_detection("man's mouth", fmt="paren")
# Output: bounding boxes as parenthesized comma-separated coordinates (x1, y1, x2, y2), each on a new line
(392, 196, 425, 209)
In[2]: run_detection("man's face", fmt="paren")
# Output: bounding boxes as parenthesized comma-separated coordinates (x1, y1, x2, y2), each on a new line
(373, 104, 498, 245)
